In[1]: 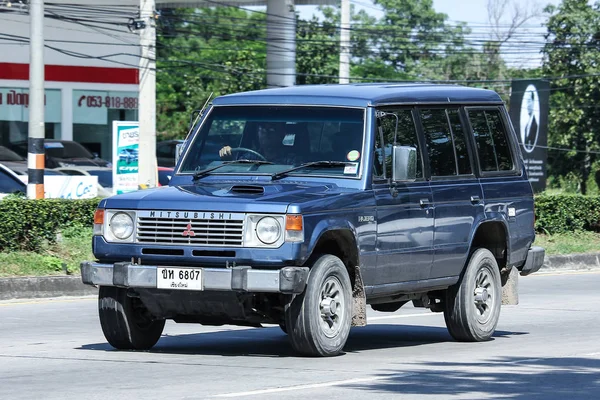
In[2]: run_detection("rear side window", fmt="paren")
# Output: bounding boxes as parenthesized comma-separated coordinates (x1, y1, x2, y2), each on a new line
(419, 108, 472, 177)
(467, 109, 515, 172)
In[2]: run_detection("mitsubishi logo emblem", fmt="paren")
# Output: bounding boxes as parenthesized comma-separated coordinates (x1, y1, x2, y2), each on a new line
(182, 223, 195, 237)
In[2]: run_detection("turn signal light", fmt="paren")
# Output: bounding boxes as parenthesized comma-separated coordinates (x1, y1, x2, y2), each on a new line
(94, 209, 105, 224)
(286, 214, 303, 231)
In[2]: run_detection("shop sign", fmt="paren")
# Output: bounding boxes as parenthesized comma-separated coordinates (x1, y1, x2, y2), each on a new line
(74, 90, 138, 125)
(0, 88, 61, 122)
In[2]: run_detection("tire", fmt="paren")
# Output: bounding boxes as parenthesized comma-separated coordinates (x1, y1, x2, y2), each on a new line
(444, 248, 502, 342)
(98, 286, 165, 350)
(285, 254, 352, 357)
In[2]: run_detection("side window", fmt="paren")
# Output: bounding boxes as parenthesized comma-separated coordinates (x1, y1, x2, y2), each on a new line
(373, 109, 422, 180)
(447, 109, 472, 175)
(468, 109, 515, 172)
(420, 109, 456, 177)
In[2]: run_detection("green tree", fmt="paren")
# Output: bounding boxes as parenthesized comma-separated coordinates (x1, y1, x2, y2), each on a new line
(542, 0, 600, 194)
(156, 7, 267, 139)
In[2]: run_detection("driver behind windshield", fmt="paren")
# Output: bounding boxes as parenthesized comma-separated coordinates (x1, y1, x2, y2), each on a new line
(218, 122, 299, 165)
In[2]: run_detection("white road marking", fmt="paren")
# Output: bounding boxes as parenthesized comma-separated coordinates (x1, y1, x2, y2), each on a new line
(213, 373, 415, 398)
(0, 297, 96, 307)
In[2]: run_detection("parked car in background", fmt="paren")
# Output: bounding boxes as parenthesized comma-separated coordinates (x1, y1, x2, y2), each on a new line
(8, 165, 66, 178)
(55, 166, 113, 198)
(157, 167, 174, 186)
(156, 140, 183, 167)
(9, 140, 110, 168)
(0, 145, 27, 172)
(0, 163, 26, 198)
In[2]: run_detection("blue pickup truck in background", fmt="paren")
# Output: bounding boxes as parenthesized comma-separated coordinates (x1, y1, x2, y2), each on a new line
(81, 84, 544, 357)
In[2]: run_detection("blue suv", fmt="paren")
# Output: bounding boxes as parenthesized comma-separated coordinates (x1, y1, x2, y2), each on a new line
(81, 84, 544, 356)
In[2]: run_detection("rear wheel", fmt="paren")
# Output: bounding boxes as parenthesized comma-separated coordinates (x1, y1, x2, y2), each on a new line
(285, 254, 352, 357)
(444, 248, 502, 341)
(98, 286, 165, 350)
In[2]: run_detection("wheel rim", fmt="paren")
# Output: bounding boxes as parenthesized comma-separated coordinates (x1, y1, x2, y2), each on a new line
(318, 276, 346, 338)
(473, 265, 496, 324)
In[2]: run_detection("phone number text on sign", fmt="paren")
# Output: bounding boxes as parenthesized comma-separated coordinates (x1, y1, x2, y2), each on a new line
(79, 95, 138, 109)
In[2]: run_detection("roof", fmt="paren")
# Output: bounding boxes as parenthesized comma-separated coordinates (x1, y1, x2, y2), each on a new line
(212, 83, 503, 108)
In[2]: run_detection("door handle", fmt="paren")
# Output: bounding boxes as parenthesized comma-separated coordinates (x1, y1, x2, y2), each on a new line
(470, 195, 481, 204)
(419, 199, 431, 208)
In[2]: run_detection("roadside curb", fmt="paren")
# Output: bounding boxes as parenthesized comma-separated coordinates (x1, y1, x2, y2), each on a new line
(540, 253, 600, 273)
(1, 253, 600, 300)
(0, 275, 97, 301)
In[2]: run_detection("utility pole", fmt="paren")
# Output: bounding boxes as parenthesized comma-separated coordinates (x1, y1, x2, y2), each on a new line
(339, 0, 350, 84)
(28, 0, 45, 199)
(138, 0, 157, 189)
(266, 0, 296, 88)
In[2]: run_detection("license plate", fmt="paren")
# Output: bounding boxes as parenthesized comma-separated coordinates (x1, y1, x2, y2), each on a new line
(157, 268, 203, 291)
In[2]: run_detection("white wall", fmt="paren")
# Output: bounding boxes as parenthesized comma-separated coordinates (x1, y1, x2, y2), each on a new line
(0, 12, 140, 68)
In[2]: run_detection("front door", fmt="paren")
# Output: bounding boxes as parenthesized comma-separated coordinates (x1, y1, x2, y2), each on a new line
(372, 108, 434, 290)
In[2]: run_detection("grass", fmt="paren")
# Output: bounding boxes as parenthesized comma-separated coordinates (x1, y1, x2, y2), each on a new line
(0, 226, 93, 278)
(535, 231, 600, 255)
(1, 227, 600, 277)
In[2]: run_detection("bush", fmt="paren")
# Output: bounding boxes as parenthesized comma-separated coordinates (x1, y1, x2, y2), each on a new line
(0, 197, 99, 252)
(535, 194, 600, 234)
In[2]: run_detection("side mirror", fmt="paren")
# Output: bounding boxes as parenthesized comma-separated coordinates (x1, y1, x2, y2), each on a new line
(174, 142, 186, 165)
(392, 145, 417, 182)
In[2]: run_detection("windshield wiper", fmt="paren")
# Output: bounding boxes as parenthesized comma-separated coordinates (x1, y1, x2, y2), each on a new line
(192, 159, 273, 181)
(271, 161, 352, 181)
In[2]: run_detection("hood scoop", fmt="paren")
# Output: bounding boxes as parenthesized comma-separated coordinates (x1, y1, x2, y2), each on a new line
(229, 185, 265, 195)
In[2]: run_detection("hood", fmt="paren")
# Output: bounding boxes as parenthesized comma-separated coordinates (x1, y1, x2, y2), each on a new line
(55, 157, 108, 166)
(102, 180, 358, 213)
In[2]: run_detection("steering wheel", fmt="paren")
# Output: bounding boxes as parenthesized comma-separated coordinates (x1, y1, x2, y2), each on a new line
(228, 147, 267, 161)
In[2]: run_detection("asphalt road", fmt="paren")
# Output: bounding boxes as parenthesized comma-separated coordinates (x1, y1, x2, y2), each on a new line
(1, 271, 599, 400)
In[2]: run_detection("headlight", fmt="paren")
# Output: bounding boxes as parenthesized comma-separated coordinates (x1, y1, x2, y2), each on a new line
(255, 217, 281, 244)
(110, 212, 134, 240)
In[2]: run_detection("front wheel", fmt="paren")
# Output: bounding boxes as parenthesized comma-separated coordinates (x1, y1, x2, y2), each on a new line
(444, 248, 502, 341)
(285, 254, 352, 357)
(98, 286, 165, 350)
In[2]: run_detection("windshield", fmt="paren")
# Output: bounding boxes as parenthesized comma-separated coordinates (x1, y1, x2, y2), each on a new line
(46, 141, 94, 159)
(179, 106, 365, 178)
(0, 146, 24, 161)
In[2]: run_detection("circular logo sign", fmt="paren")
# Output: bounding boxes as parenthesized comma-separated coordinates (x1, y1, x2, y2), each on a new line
(519, 84, 540, 153)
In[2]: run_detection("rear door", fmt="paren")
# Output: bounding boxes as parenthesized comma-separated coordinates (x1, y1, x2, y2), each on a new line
(465, 107, 533, 267)
(373, 108, 434, 289)
(417, 107, 483, 279)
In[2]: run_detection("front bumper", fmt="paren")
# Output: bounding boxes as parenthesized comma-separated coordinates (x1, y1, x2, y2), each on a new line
(520, 246, 545, 276)
(80, 261, 309, 294)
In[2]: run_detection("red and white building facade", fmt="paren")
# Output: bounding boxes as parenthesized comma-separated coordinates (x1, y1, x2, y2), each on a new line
(0, 10, 140, 159)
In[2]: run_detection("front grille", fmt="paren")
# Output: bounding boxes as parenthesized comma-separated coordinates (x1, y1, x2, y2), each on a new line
(136, 211, 245, 246)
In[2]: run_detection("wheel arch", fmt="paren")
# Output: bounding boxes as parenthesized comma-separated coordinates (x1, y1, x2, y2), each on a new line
(304, 226, 366, 327)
